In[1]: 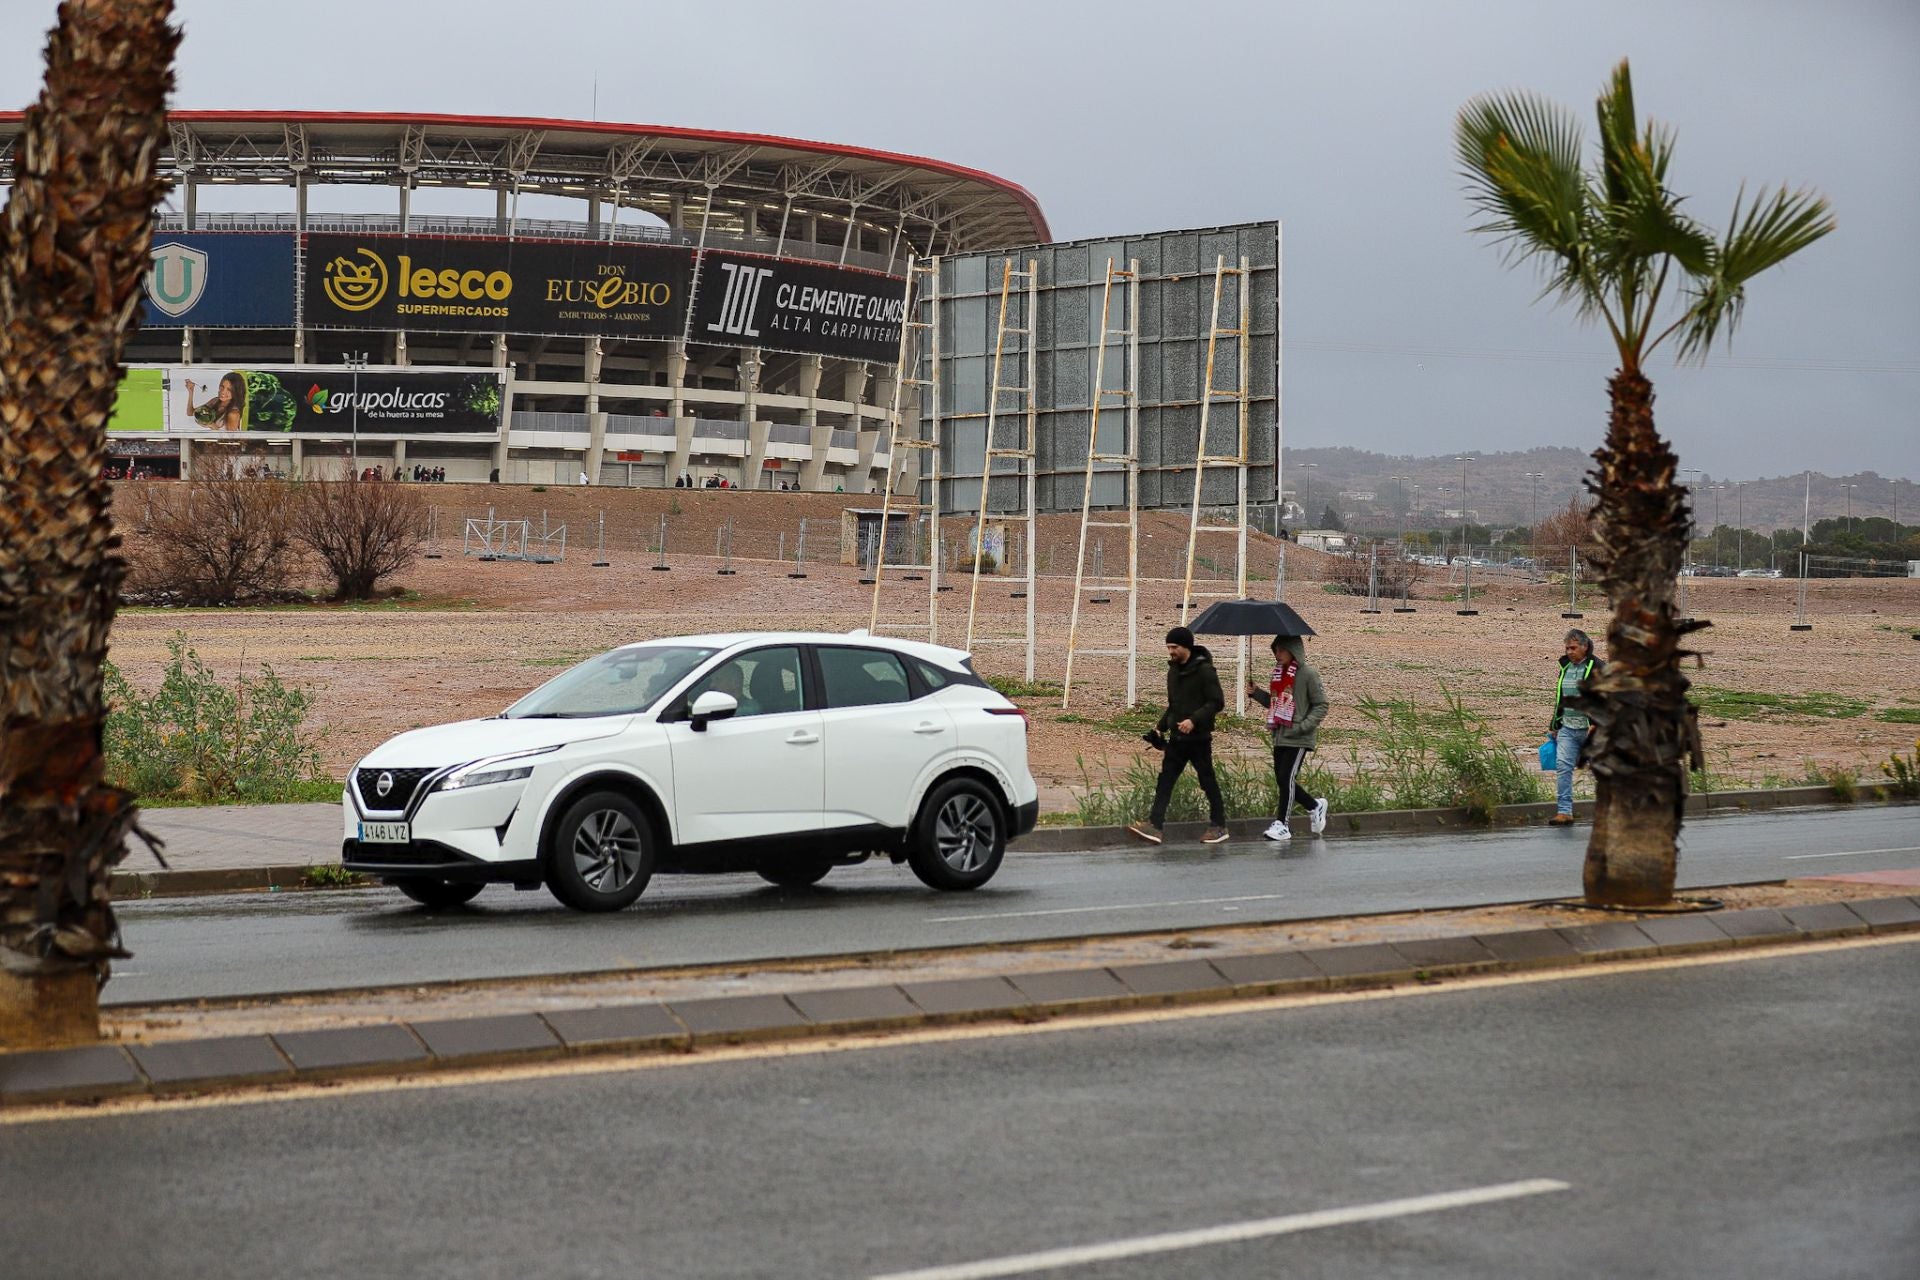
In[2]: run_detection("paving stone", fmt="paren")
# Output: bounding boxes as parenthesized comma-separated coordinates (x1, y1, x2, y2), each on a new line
(1780, 903, 1871, 937)
(1006, 967, 1132, 1006)
(272, 1024, 429, 1074)
(900, 977, 1030, 1017)
(130, 1035, 292, 1088)
(1635, 913, 1734, 951)
(538, 1004, 687, 1051)
(1475, 928, 1581, 966)
(1107, 959, 1234, 998)
(785, 985, 921, 1027)
(1710, 907, 1799, 943)
(1555, 921, 1660, 957)
(0, 1045, 144, 1105)
(408, 1014, 561, 1062)
(1300, 942, 1418, 981)
(1390, 936, 1499, 970)
(1208, 950, 1326, 988)
(667, 994, 809, 1040)
(1845, 896, 1920, 930)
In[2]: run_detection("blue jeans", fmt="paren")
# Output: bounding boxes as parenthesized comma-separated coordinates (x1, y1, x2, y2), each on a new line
(1555, 725, 1588, 815)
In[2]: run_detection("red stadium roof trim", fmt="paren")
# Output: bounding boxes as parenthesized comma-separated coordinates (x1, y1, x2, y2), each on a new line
(0, 109, 1051, 246)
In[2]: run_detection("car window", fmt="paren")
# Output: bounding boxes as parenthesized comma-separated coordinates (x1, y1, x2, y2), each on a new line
(687, 647, 805, 719)
(506, 645, 716, 718)
(818, 647, 912, 709)
(911, 657, 949, 691)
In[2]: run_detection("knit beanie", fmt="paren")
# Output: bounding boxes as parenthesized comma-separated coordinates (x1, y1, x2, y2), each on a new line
(1165, 625, 1195, 649)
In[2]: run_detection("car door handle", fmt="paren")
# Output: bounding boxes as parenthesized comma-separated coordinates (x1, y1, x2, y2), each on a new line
(913, 722, 946, 735)
(786, 732, 820, 745)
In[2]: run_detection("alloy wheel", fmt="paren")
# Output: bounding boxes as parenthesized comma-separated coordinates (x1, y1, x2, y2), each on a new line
(572, 808, 645, 893)
(934, 793, 996, 873)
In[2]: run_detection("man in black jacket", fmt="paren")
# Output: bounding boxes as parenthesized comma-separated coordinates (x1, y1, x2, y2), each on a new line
(1128, 626, 1231, 844)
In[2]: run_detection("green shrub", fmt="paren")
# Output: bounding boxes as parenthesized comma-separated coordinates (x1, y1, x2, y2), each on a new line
(1882, 739, 1920, 798)
(103, 634, 330, 804)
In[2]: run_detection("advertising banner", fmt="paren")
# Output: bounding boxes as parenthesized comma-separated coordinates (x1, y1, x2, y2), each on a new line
(107, 365, 505, 437)
(301, 233, 689, 339)
(141, 233, 297, 328)
(692, 251, 905, 363)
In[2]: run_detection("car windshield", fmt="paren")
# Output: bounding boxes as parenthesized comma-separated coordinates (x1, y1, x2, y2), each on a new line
(504, 644, 718, 719)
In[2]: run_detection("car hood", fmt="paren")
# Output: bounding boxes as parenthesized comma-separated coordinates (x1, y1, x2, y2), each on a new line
(360, 715, 633, 768)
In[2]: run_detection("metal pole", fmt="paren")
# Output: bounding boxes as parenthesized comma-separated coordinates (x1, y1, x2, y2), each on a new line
(592, 510, 608, 567)
(652, 514, 670, 571)
(1563, 546, 1583, 619)
(1362, 545, 1380, 614)
(789, 519, 808, 578)
(1791, 551, 1812, 630)
(718, 519, 736, 575)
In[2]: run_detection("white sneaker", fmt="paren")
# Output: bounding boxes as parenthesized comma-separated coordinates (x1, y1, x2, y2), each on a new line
(1309, 798, 1330, 835)
(1263, 820, 1292, 841)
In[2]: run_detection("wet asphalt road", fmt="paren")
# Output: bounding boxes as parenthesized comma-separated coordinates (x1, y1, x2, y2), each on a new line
(10, 941, 1918, 1278)
(104, 803, 1919, 1004)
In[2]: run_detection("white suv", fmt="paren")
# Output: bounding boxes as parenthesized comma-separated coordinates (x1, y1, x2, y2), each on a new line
(342, 632, 1039, 911)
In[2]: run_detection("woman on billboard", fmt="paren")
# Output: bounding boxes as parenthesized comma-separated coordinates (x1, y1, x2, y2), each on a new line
(184, 370, 248, 431)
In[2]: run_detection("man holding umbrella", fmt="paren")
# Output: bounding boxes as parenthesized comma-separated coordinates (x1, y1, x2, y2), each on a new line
(1127, 626, 1231, 845)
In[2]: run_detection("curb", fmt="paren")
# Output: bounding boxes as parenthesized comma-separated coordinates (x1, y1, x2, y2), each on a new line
(9, 893, 1918, 1110)
(110, 785, 1914, 899)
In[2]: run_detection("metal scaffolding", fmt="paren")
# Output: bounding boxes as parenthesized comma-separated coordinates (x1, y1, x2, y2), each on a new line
(964, 258, 1038, 679)
(1179, 255, 1252, 713)
(867, 255, 942, 640)
(1063, 257, 1141, 708)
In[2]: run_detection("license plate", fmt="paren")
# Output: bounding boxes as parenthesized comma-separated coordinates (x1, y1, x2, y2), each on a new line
(359, 821, 410, 844)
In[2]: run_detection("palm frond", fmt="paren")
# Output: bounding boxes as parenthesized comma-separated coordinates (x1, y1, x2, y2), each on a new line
(1673, 182, 1835, 360)
(1455, 91, 1594, 307)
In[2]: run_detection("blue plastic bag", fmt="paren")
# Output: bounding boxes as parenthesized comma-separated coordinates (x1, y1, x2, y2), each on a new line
(1538, 738, 1556, 771)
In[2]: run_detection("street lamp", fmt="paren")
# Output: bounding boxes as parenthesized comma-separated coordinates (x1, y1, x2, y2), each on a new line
(1681, 468, 1704, 571)
(1523, 471, 1544, 535)
(1709, 484, 1726, 567)
(1454, 456, 1474, 558)
(1843, 482, 1858, 530)
(1389, 473, 1413, 548)
(1735, 481, 1744, 570)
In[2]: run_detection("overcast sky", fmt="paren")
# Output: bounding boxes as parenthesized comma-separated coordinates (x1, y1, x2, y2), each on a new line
(4, 0, 1915, 481)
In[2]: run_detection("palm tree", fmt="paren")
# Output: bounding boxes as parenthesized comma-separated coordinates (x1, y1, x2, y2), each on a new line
(0, 0, 178, 1048)
(1456, 61, 1832, 906)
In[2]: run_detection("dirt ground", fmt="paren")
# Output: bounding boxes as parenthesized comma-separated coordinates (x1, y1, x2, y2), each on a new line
(106, 484, 1920, 804)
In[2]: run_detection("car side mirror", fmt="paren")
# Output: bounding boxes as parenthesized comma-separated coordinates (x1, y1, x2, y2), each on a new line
(688, 690, 738, 732)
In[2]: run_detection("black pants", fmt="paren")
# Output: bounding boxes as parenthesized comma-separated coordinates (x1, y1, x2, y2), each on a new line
(1150, 734, 1225, 827)
(1272, 745, 1317, 818)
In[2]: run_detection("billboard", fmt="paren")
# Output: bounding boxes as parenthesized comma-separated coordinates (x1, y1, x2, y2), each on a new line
(141, 233, 297, 328)
(107, 365, 505, 437)
(691, 251, 905, 363)
(301, 233, 689, 339)
(922, 221, 1280, 515)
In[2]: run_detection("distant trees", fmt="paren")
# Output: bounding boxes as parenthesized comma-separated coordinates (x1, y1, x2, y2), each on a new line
(1317, 504, 1346, 532)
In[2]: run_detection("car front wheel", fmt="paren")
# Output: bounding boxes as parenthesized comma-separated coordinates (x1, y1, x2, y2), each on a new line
(907, 778, 1005, 891)
(545, 790, 655, 912)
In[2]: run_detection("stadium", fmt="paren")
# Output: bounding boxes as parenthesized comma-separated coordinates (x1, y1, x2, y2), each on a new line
(0, 110, 1277, 518)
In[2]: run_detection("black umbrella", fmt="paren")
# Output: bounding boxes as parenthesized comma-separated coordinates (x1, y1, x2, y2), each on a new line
(1187, 598, 1317, 637)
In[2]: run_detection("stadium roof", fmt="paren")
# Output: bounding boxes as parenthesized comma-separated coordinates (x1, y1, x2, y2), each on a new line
(0, 110, 1050, 253)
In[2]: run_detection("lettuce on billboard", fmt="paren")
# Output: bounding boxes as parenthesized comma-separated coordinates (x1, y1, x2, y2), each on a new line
(141, 233, 297, 328)
(113, 365, 506, 436)
(301, 233, 690, 339)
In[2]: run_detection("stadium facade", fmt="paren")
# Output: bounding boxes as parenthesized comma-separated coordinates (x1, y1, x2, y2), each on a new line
(0, 111, 1277, 514)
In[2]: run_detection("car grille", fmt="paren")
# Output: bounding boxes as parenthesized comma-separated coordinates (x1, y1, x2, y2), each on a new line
(355, 766, 435, 810)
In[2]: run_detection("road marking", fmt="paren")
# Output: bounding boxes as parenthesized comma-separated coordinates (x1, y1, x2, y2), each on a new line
(929, 894, 1285, 924)
(1782, 846, 1920, 861)
(865, 1179, 1572, 1280)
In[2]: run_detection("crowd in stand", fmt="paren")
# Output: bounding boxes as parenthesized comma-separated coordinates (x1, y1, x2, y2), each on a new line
(103, 464, 160, 480)
(672, 472, 822, 492)
(358, 465, 449, 482)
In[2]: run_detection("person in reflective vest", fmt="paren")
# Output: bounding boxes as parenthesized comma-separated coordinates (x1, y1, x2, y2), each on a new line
(1549, 629, 1604, 825)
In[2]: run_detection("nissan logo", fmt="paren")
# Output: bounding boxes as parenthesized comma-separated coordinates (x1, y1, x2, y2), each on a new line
(376, 771, 394, 798)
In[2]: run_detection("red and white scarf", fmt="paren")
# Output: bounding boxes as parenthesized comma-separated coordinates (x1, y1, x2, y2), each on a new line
(1266, 657, 1298, 729)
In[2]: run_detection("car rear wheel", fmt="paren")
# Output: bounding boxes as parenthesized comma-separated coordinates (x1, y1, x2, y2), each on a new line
(907, 778, 1005, 891)
(545, 790, 655, 912)
(394, 879, 485, 909)
(756, 856, 834, 889)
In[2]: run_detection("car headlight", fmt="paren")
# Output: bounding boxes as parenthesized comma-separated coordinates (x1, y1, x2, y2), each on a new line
(437, 746, 560, 793)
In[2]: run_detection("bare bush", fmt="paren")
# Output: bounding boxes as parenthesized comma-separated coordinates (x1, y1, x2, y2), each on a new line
(292, 480, 427, 600)
(1325, 547, 1425, 597)
(128, 469, 297, 604)
(1532, 496, 1601, 559)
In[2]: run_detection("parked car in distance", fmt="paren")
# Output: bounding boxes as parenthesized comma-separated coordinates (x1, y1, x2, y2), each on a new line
(342, 632, 1039, 911)
(1736, 568, 1781, 578)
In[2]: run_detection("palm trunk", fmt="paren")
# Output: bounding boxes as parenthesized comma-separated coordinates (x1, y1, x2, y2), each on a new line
(1580, 369, 1707, 906)
(0, 0, 177, 1049)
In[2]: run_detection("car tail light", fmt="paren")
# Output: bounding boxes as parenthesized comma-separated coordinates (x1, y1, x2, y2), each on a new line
(987, 705, 1029, 730)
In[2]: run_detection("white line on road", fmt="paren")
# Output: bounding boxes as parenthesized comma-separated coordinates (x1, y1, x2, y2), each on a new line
(1782, 846, 1920, 861)
(928, 893, 1285, 924)
(866, 1178, 1572, 1280)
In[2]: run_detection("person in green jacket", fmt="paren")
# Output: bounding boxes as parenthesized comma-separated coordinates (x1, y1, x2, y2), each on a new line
(1246, 634, 1330, 841)
(1127, 626, 1230, 845)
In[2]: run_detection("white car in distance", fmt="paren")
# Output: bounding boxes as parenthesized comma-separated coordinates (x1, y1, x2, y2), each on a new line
(343, 632, 1039, 911)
